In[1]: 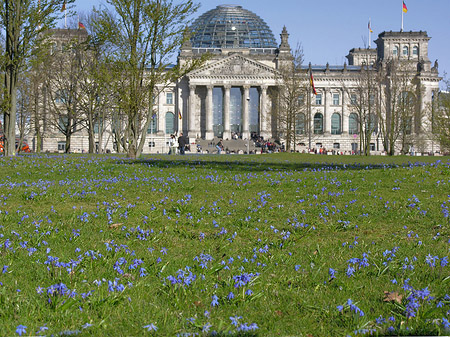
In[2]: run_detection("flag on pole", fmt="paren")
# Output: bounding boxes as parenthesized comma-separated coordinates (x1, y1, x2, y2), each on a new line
(368, 20, 373, 33)
(178, 111, 182, 120)
(78, 22, 86, 29)
(402, 1, 408, 13)
(309, 69, 317, 95)
(61, 1, 66, 12)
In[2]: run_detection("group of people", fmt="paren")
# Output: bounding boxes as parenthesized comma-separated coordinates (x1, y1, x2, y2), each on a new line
(168, 133, 189, 155)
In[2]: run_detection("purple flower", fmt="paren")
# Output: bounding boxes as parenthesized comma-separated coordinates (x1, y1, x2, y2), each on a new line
(36, 325, 48, 335)
(442, 318, 450, 329)
(211, 294, 219, 307)
(16, 325, 27, 336)
(202, 322, 212, 333)
(328, 268, 336, 279)
(143, 323, 158, 331)
(230, 315, 242, 326)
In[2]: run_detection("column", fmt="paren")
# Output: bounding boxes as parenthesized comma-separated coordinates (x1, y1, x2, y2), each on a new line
(157, 89, 164, 135)
(223, 85, 231, 140)
(188, 84, 196, 139)
(260, 85, 270, 139)
(205, 85, 214, 139)
(323, 88, 330, 134)
(342, 90, 348, 134)
(242, 85, 250, 139)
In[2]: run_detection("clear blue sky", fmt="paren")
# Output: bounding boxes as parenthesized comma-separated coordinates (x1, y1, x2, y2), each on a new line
(68, 0, 450, 83)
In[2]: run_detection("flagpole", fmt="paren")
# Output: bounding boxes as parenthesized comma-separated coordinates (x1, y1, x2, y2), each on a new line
(401, 0, 404, 31)
(65, 9, 67, 29)
(368, 18, 371, 48)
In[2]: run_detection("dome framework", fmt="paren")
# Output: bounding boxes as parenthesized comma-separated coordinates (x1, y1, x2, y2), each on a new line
(190, 5, 277, 50)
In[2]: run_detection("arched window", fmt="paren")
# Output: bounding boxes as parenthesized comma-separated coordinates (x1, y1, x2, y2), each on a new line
(331, 113, 341, 135)
(412, 46, 419, 56)
(314, 113, 323, 134)
(55, 90, 67, 104)
(393, 45, 399, 56)
(404, 117, 412, 135)
(349, 113, 359, 134)
(51, 42, 58, 54)
(165, 112, 175, 134)
(296, 113, 305, 135)
(402, 46, 409, 56)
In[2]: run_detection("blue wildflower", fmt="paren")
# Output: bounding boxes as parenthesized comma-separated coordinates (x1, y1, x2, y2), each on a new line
(16, 325, 27, 336)
(211, 294, 219, 307)
(143, 323, 158, 331)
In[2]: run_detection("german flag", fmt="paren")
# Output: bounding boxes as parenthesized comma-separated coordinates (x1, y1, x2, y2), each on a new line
(78, 22, 86, 29)
(309, 69, 317, 95)
(61, 1, 66, 12)
(402, 1, 408, 13)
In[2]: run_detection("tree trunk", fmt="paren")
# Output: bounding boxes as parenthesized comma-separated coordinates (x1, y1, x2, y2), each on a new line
(88, 110, 95, 153)
(4, 68, 18, 157)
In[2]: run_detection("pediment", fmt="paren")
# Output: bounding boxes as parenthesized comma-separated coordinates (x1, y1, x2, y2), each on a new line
(188, 54, 277, 80)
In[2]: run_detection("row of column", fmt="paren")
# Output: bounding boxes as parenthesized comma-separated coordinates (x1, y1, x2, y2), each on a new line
(188, 84, 269, 140)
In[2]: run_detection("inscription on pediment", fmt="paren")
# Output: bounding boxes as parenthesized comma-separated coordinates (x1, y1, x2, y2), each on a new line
(190, 55, 275, 78)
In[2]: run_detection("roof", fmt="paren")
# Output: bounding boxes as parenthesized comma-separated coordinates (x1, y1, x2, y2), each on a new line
(190, 5, 277, 50)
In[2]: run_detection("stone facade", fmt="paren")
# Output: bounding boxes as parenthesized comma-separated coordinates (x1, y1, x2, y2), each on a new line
(33, 7, 441, 155)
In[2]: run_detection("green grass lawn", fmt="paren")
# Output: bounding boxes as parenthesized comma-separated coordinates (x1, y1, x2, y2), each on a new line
(1, 153, 449, 336)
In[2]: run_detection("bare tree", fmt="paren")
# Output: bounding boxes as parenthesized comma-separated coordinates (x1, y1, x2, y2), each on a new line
(45, 29, 87, 153)
(271, 43, 309, 151)
(379, 60, 419, 155)
(94, 0, 207, 159)
(433, 78, 450, 152)
(76, 13, 115, 153)
(343, 61, 379, 156)
(1, 0, 71, 156)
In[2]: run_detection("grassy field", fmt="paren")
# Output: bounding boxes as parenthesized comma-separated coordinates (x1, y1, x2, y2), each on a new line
(1, 153, 449, 336)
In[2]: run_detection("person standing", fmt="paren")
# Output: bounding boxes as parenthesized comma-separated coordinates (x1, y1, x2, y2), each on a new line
(216, 139, 223, 154)
(168, 134, 176, 155)
(178, 133, 186, 155)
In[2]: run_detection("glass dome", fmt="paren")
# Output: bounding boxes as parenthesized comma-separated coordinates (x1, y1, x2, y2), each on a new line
(190, 5, 277, 50)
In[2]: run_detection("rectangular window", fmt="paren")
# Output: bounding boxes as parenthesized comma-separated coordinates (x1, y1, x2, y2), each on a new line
(166, 92, 173, 105)
(147, 116, 157, 134)
(57, 141, 66, 152)
(333, 143, 340, 149)
(370, 143, 376, 151)
(298, 95, 304, 105)
(350, 94, 357, 105)
(333, 93, 340, 105)
(315, 94, 322, 105)
(369, 94, 375, 105)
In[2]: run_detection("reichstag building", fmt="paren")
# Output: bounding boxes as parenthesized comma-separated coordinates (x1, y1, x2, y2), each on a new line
(39, 4, 441, 154)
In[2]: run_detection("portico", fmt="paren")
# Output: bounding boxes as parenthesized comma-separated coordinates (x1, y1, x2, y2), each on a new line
(184, 54, 277, 141)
